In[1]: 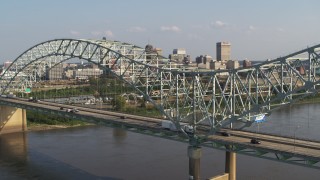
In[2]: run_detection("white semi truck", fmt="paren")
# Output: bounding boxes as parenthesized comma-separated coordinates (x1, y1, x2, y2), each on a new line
(161, 120, 194, 133)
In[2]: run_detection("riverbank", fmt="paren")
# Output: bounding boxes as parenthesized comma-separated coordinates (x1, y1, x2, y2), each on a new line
(297, 97, 320, 104)
(27, 122, 96, 132)
(26, 109, 97, 132)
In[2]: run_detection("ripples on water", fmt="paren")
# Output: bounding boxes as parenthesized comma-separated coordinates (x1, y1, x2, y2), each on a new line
(244, 103, 320, 141)
(1, 103, 320, 179)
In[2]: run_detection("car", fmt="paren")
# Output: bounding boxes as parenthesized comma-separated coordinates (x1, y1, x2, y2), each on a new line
(221, 132, 230, 137)
(183, 124, 194, 134)
(120, 116, 126, 119)
(250, 138, 261, 144)
(60, 107, 64, 110)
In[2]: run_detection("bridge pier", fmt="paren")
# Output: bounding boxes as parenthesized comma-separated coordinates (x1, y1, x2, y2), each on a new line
(225, 151, 236, 180)
(0, 105, 27, 134)
(188, 146, 202, 180)
(206, 147, 236, 180)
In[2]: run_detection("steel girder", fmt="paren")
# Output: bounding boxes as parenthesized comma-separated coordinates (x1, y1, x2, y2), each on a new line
(1, 39, 320, 136)
(203, 138, 320, 170)
(1, 98, 320, 169)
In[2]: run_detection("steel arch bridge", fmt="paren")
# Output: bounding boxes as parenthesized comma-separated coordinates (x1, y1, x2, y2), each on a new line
(1, 38, 320, 138)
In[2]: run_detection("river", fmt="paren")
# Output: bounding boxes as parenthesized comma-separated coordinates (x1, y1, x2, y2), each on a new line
(1, 103, 320, 179)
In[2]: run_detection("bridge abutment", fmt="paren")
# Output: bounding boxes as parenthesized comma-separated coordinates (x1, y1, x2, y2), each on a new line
(0, 105, 27, 134)
(206, 150, 236, 180)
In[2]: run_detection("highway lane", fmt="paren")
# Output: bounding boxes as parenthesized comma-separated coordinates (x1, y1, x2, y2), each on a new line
(25, 97, 162, 124)
(207, 133, 320, 159)
(2, 97, 320, 163)
(224, 129, 320, 150)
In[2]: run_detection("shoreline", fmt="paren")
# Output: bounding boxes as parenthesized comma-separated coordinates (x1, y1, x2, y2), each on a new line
(27, 123, 96, 132)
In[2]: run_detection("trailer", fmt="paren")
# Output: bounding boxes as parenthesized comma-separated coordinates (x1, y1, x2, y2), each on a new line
(161, 120, 178, 131)
(161, 120, 194, 133)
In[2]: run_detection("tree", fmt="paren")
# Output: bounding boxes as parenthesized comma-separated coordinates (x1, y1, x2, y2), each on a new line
(111, 95, 126, 110)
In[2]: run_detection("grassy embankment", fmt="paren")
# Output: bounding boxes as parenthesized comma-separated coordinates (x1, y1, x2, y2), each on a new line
(295, 93, 320, 104)
(26, 110, 94, 131)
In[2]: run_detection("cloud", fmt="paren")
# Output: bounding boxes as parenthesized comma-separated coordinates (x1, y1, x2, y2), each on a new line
(245, 25, 257, 34)
(187, 33, 203, 40)
(105, 30, 114, 37)
(160, 25, 181, 32)
(91, 31, 102, 36)
(249, 25, 256, 31)
(128, 26, 146, 32)
(70, 30, 81, 36)
(212, 20, 228, 28)
(277, 27, 285, 32)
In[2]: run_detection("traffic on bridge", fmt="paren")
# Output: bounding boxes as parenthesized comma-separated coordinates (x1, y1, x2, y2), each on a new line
(1, 96, 320, 170)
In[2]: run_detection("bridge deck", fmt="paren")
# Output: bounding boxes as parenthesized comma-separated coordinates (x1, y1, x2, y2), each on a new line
(1, 97, 320, 168)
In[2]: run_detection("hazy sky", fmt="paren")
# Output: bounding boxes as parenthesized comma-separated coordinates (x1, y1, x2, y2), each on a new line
(1, 0, 320, 63)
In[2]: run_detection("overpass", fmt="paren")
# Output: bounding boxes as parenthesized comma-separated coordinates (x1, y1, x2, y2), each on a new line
(1, 38, 320, 179)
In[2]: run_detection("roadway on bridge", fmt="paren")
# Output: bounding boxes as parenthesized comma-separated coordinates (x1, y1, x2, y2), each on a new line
(1, 97, 320, 167)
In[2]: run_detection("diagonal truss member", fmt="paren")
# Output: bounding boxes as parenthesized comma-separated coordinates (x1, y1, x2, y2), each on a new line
(1, 39, 320, 136)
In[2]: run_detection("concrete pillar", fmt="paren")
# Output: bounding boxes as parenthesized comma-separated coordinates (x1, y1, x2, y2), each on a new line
(188, 146, 202, 180)
(0, 105, 27, 134)
(225, 150, 236, 180)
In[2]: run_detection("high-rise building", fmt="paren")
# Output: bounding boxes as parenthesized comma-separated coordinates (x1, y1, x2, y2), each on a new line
(173, 48, 186, 55)
(226, 60, 239, 69)
(203, 55, 212, 65)
(196, 55, 204, 64)
(154, 48, 163, 56)
(3, 61, 12, 69)
(46, 63, 63, 80)
(216, 42, 231, 61)
(243, 59, 252, 68)
(169, 48, 187, 63)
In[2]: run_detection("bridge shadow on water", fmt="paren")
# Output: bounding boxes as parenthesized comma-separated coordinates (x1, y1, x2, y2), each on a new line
(0, 132, 122, 180)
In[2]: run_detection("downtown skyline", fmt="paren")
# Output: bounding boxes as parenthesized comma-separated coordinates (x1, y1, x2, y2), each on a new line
(1, 0, 320, 63)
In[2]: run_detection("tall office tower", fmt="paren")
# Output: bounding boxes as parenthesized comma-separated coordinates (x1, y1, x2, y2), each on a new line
(216, 42, 231, 61)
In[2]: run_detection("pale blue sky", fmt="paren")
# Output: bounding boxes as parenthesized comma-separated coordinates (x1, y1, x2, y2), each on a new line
(1, 0, 320, 63)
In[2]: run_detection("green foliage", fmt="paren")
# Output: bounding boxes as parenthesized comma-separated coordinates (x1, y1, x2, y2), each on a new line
(111, 95, 127, 110)
(27, 110, 86, 126)
(124, 105, 162, 118)
(20, 86, 94, 99)
(138, 98, 146, 108)
(17, 75, 139, 102)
